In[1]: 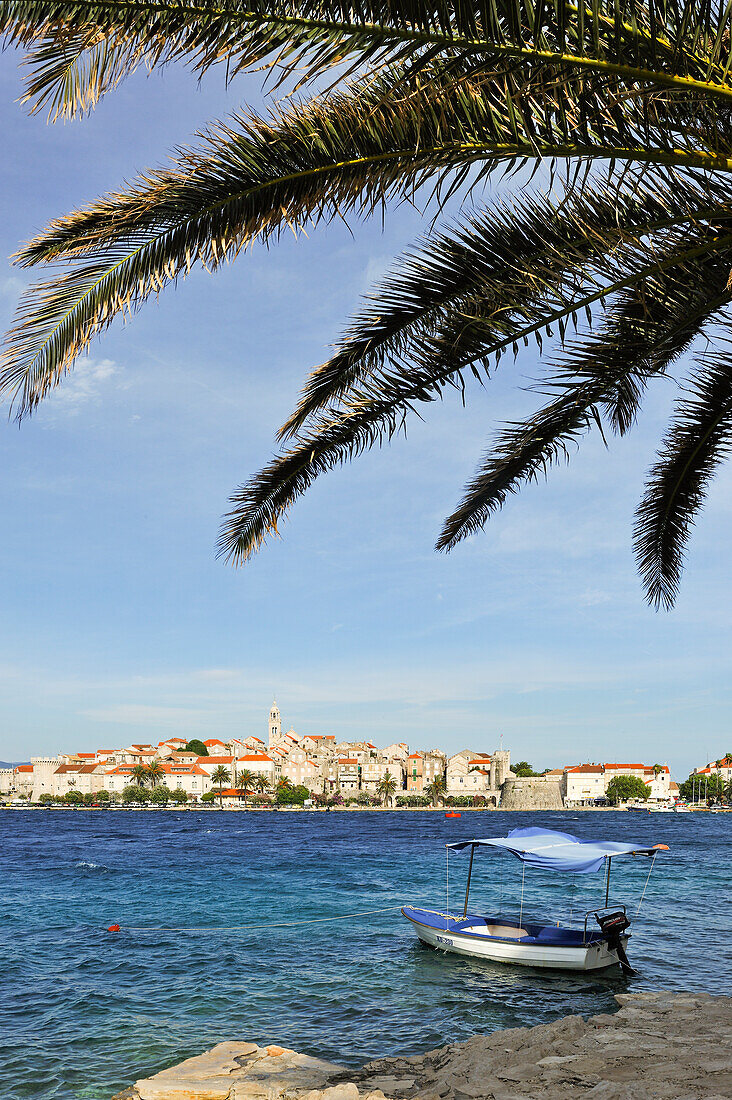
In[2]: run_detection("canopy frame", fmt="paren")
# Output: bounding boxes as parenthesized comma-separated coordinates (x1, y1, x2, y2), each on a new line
(445, 828, 669, 922)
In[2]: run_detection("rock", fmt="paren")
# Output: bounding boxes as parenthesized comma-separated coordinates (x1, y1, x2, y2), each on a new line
(118, 993, 732, 1100)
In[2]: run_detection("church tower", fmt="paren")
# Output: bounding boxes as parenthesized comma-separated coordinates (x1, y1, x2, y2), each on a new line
(268, 701, 282, 748)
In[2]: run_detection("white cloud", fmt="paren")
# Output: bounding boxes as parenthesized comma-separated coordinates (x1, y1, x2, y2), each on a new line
(41, 357, 119, 416)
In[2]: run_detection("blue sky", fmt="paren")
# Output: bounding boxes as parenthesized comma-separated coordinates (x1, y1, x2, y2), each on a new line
(0, 52, 730, 778)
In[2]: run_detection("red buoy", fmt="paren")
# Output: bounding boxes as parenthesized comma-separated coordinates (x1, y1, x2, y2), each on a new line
(107, 924, 120, 932)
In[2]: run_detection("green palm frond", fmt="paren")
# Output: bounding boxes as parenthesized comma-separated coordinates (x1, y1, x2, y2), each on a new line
(634, 342, 732, 609)
(218, 224, 732, 564)
(5, 0, 732, 119)
(8, 59, 723, 418)
(280, 176, 731, 438)
(436, 258, 732, 553)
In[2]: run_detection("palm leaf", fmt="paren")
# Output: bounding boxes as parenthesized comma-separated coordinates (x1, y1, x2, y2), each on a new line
(436, 254, 732, 553)
(8, 60, 724, 418)
(280, 175, 730, 438)
(5, 1, 732, 119)
(634, 341, 732, 608)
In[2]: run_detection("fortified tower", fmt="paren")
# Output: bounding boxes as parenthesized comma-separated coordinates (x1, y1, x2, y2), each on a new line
(268, 701, 282, 748)
(492, 749, 511, 788)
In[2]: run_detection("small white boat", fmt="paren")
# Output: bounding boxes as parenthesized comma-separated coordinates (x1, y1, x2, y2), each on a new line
(402, 827, 668, 973)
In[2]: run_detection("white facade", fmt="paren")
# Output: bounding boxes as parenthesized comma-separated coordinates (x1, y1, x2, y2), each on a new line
(361, 760, 405, 796)
(337, 758, 360, 794)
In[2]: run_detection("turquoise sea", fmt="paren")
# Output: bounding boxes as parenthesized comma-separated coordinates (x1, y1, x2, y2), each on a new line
(1, 809, 730, 1100)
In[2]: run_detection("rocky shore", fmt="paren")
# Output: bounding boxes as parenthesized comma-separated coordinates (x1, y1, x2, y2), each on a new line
(113, 991, 731, 1100)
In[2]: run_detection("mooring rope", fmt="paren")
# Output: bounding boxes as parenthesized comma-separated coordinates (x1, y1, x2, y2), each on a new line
(110, 904, 413, 933)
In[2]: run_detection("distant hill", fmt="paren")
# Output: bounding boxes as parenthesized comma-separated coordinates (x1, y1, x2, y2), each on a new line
(0, 761, 28, 768)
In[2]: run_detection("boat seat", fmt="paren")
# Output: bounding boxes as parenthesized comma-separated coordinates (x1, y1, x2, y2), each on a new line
(483, 923, 529, 939)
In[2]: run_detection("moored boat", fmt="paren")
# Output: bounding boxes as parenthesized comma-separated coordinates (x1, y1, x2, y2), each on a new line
(402, 827, 668, 973)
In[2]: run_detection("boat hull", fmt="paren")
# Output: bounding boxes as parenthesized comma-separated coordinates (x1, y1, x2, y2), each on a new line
(402, 908, 627, 971)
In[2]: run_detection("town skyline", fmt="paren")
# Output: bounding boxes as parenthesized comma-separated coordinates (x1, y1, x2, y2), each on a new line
(0, 691, 719, 780)
(9, 699, 723, 806)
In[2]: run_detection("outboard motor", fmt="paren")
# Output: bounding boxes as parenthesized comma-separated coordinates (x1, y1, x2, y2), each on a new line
(596, 910, 635, 975)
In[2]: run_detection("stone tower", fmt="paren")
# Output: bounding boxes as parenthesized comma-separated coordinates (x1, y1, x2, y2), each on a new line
(268, 701, 282, 748)
(493, 749, 511, 788)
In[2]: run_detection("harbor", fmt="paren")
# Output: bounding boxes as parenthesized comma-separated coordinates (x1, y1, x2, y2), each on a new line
(2, 807, 729, 1099)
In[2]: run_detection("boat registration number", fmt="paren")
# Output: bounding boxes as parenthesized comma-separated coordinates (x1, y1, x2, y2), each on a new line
(435, 935, 453, 946)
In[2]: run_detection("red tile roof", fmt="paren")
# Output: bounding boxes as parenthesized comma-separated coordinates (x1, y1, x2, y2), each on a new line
(15, 764, 33, 773)
(235, 753, 273, 763)
(566, 765, 604, 774)
(76, 752, 96, 759)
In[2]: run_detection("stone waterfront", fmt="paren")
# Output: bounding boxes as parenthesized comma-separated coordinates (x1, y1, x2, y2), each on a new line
(113, 991, 731, 1100)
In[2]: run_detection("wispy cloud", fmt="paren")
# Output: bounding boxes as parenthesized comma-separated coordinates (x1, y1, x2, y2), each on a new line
(39, 357, 119, 417)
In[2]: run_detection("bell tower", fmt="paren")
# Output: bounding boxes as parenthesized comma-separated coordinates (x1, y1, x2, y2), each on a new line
(269, 701, 282, 747)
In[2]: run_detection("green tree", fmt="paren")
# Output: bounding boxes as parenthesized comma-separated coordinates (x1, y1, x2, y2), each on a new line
(150, 784, 172, 805)
(83, 792, 95, 805)
(146, 761, 165, 787)
(96, 789, 111, 803)
(63, 790, 84, 805)
(237, 769, 255, 804)
(8, 7, 732, 607)
(39, 792, 55, 805)
(169, 788, 188, 804)
(678, 772, 726, 802)
(427, 776, 446, 808)
(377, 770, 398, 807)
(182, 740, 209, 757)
(210, 765, 231, 806)
(131, 764, 149, 787)
(276, 783, 310, 805)
(606, 775, 651, 804)
(200, 790, 216, 804)
(514, 762, 538, 777)
(122, 784, 146, 804)
(253, 774, 271, 797)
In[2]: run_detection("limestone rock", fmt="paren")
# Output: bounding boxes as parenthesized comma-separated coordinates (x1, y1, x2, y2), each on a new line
(116, 992, 732, 1100)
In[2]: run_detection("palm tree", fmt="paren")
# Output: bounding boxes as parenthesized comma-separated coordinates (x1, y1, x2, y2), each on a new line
(209, 765, 231, 807)
(146, 761, 165, 788)
(131, 764, 149, 788)
(427, 776, 446, 809)
(237, 768, 255, 805)
(9, 5, 732, 605)
(277, 777, 293, 793)
(377, 770, 398, 808)
(253, 774, 271, 799)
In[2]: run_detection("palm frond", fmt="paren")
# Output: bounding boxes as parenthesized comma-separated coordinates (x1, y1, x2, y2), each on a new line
(436, 254, 732, 553)
(634, 340, 732, 608)
(280, 175, 730, 438)
(218, 226, 732, 565)
(5, 1, 732, 119)
(8, 58, 724, 419)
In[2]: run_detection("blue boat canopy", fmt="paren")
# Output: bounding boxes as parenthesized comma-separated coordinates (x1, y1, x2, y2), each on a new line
(446, 827, 668, 874)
